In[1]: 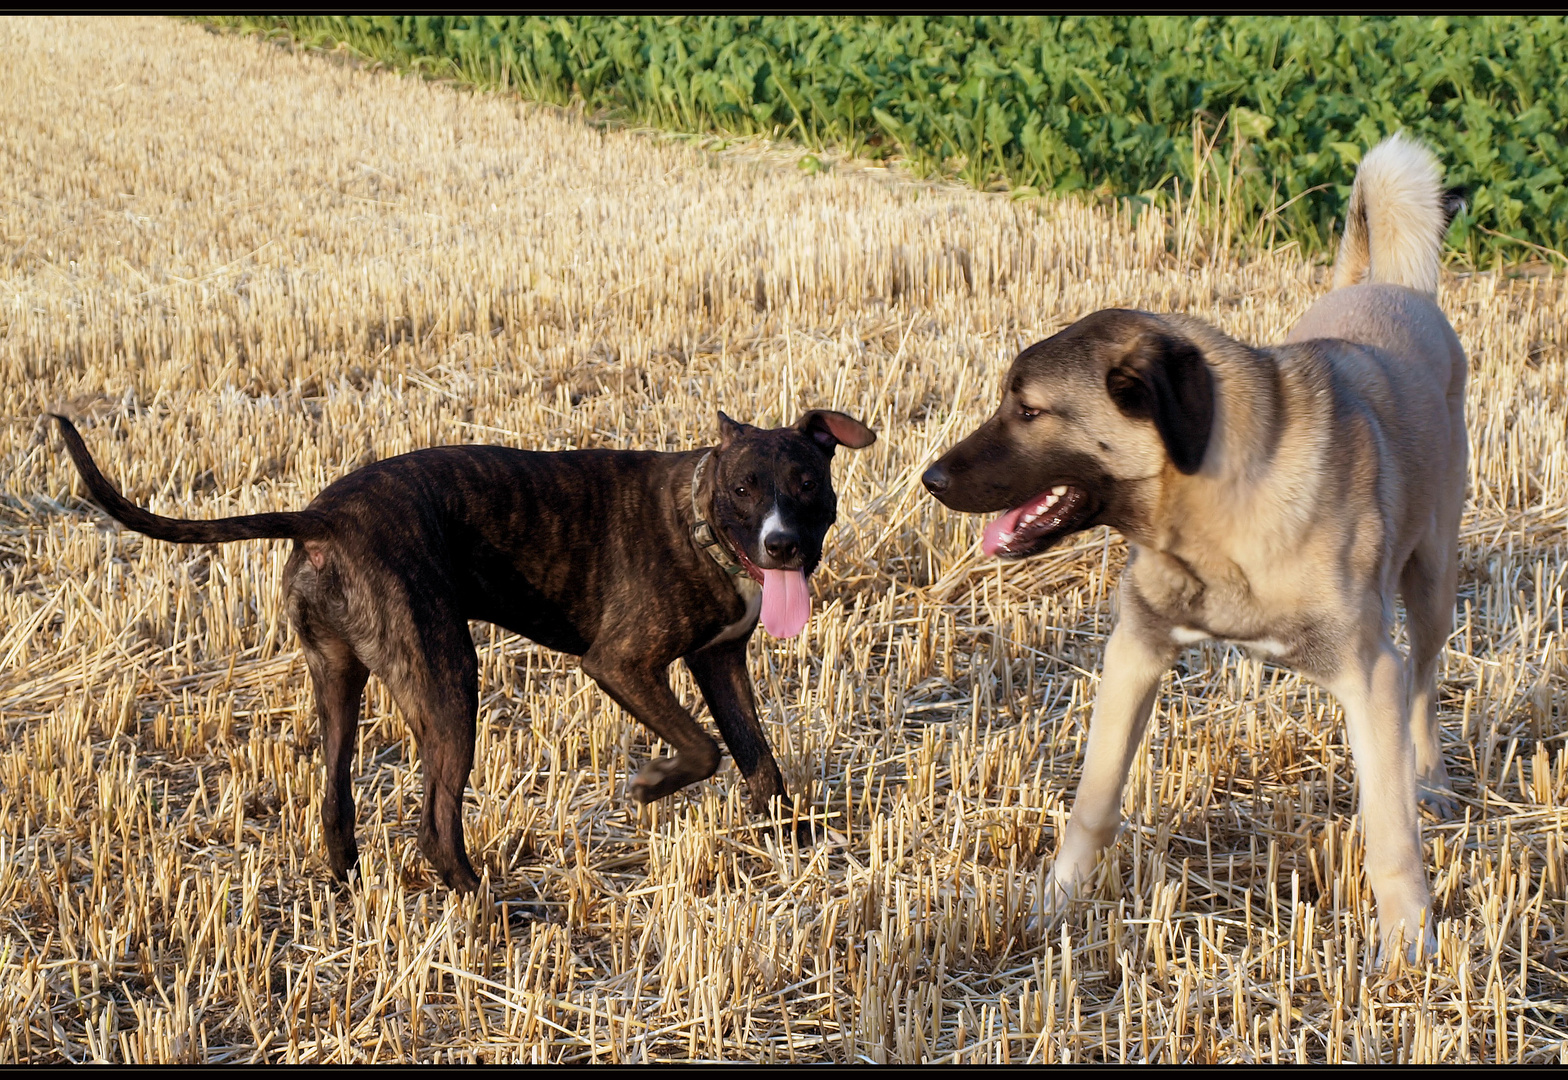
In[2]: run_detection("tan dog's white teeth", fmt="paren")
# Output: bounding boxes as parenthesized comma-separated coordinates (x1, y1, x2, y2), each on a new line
(1051, 485, 1068, 496)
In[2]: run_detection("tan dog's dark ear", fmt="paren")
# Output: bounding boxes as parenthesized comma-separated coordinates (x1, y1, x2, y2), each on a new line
(1106, 334, 1214, 475)
(717, 410, 746, 451)
(794, 410, 876, 455)
(1440, 186, 1468, 234)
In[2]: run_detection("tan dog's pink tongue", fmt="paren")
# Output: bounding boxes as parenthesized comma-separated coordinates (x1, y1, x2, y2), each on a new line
(760, 568, 811, 638)
(982, 505, 1028, 556)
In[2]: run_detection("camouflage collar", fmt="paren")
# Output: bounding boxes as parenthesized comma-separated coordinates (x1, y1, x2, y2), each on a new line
(690, 452, 747, 578)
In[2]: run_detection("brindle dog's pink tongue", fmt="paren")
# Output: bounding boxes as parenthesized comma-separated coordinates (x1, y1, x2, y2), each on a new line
(760, 568, 811, 637)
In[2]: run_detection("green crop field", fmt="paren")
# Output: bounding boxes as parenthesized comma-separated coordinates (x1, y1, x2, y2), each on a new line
(215, 15, 1568, 267)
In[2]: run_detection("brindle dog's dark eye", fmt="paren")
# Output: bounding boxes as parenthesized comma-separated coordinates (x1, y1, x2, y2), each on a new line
(800, 476, 816, 492)
(733, 486, 748, 497)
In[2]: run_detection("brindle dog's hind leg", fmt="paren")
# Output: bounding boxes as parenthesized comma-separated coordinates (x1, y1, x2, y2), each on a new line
(288, 562, 371, 884)
(378, 606, 483, 894)
(302, 640, 370, 883)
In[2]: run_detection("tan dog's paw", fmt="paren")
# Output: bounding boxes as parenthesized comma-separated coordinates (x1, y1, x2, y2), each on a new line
(1375, 928, 1439, 969)
(1418, 787, 1458, 820)
(1417, 770, 1459, 820)
(1374, 912, 1439, 969)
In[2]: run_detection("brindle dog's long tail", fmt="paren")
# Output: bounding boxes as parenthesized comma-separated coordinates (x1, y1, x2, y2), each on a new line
(1331, 132, 1466, 296)
(52, 414, 329, 544)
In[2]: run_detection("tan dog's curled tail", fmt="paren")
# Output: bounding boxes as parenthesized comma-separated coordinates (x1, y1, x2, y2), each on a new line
(1331, 132, 1465, 296)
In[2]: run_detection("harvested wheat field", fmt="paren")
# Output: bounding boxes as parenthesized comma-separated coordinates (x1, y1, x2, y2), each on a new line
(1, 15, 1565, 1064)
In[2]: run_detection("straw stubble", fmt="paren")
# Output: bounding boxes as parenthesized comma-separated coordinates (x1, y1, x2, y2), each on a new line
(0, 15, 1564, 1064)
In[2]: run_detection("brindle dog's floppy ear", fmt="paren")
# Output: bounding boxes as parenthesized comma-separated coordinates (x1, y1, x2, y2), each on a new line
(794, 410, 877, 456)
(1105, 334, 1214, 475)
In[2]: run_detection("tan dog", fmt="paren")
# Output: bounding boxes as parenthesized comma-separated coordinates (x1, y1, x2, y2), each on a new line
(923, 134, 1467, 958)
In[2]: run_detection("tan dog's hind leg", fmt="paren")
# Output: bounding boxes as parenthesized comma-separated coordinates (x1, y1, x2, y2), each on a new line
(1400, 527, 1461, 815)
(1036, 598, 1174, 930)
(1326, 637, 1436, 961)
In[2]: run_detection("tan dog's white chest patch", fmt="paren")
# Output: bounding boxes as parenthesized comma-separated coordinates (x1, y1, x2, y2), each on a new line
(1172, 624, 1292, 658)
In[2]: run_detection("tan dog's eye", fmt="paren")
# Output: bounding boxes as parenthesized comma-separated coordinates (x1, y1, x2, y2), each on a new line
(1019, 405, 1043, 421)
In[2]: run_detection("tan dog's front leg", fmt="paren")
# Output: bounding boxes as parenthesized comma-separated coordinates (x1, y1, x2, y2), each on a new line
(1037, 609, 1174, 928)
(1326, 638, 1435, 961)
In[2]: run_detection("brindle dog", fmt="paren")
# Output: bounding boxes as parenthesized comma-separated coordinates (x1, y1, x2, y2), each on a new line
(54, 409, 874, 892)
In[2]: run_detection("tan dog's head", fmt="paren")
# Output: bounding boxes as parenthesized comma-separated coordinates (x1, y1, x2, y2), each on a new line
(922, 309, 1214, 558)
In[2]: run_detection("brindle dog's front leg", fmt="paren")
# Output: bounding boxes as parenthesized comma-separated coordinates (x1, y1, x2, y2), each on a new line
(686, 638, 789, 816)
(1038, 596, 1176, 927)
(583, 648, 721, 804)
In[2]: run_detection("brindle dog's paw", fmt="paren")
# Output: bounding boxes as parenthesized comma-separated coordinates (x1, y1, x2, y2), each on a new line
(757, 819, 817, 846)
(787, 815, 821, 846)
(753, 796, 850, 847)
(629, 759, 685, 804)
(753, 797, 818, 845)
(444, 866, 483, 895)
(326, 849, 359, 887)
(500, 898, 547, 931)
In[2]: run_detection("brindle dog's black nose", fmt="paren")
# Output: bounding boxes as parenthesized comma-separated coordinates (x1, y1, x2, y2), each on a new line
(765, 534, 799, 561)
(921, 463, 949, 495)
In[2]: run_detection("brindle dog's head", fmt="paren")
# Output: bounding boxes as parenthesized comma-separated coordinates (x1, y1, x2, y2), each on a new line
(922, 309, 1214, 558)
(707, 410, 876, 574)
